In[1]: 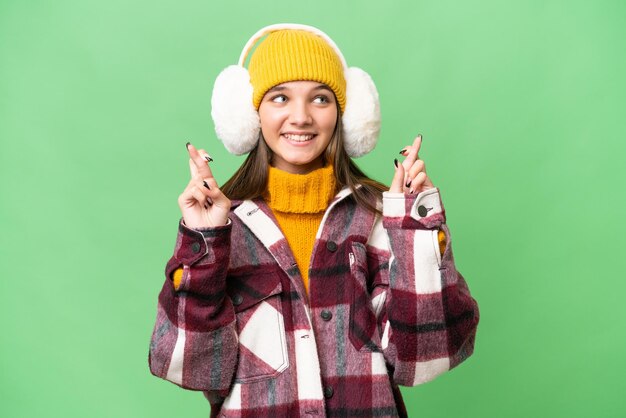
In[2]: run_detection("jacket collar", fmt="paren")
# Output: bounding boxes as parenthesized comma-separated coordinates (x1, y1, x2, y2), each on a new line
(233, 186, 354, 301)
(233, 186, 354, 259)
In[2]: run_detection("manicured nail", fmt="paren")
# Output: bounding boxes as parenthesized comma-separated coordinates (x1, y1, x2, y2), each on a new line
(205, 155, 213, 163)
(206, 197, 213, 206)
(394, 158, 399, 168)
(418, 134, 423, 140)
(186, 142, 191, 149)
(204, 204, 208, 209)
(203, 181, 211, 190)
(399, 148, 407, 155)
(406, 180, 412, 188)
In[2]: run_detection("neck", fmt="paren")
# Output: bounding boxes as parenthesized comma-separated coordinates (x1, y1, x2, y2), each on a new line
(265, 165, 336, 214)
(270, 157, 325, 174)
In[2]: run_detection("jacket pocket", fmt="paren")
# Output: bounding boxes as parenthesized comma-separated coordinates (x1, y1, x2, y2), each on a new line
(227, 268, 289, 383)
(348, 242, 381, 352)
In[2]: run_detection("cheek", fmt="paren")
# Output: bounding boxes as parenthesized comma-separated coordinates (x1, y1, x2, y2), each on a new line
(321, 107, 338, 129)
(258, 107, 281, 135)
(259, 107, 276, 135)
(321, 114, 338, 136)
(259, 115, 273, 132)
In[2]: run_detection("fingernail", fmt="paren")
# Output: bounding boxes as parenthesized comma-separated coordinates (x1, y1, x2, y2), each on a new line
(399, 149, 407, 155)
(406, 180, 412, 188)
(186, 142, 191, 149)
(204, 204, 208, 209)
(418, 134, 423, 140)
(205, 155, 213, 163)
(207, 198, 213, 206)
(203, 181, 211, 190)
(394, 158, 398, 168)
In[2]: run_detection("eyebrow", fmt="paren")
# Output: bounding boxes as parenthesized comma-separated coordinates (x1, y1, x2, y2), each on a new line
(266, 84, 333, 94)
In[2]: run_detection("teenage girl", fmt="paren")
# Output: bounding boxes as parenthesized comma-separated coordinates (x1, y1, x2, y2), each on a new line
(149, 23, 479, 418)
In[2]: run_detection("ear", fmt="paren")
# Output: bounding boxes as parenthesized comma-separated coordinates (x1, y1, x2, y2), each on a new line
(211, 65, 261, 155)
(342, 67, 381, 158)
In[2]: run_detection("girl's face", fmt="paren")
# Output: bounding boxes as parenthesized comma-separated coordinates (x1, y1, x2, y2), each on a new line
(258, 81, 338, 174)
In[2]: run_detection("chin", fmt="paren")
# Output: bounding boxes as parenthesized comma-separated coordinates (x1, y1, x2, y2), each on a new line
(288, 159, 314, 166)
(283, 154, 317, 166)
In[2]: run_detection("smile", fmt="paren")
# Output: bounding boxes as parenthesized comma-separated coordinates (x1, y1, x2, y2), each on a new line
(281, 133, 316, 142)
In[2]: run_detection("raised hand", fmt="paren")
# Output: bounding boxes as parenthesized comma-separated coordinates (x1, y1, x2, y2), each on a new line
(178, 142, 231, 228)
(389, 134, 435, 194)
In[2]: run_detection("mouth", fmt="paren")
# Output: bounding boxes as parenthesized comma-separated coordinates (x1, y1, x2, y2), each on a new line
(281, 133, 317, 143)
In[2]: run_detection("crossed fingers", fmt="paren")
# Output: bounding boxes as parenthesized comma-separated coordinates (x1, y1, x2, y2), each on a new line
(390, 134, 434, 194)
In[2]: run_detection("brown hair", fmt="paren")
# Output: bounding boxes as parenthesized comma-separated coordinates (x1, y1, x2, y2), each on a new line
(221, 115, 387, 214)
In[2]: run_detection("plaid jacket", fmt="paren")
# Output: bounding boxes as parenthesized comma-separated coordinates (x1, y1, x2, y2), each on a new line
(149, 187, 479, 417)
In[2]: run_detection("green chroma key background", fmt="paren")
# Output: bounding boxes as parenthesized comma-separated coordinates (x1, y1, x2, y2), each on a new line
(1, 0, 625, 416)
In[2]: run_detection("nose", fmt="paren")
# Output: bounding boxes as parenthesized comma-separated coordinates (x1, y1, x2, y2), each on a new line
(288, 100, 313, 126)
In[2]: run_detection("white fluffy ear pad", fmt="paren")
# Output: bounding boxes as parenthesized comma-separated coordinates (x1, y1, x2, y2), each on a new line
(210, 65, 261, 155)
(342, 67, 381, 158)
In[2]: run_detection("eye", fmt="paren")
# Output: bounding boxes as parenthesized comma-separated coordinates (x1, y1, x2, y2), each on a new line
(271, 94, 287, 103)
(313, 95, 330, 104)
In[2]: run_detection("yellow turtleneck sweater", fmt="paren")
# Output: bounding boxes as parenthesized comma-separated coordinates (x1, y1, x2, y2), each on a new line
(264, 165, 337, 295)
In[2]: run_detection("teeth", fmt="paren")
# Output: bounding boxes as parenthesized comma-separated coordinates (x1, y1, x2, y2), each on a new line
(283, 134, 314, 142)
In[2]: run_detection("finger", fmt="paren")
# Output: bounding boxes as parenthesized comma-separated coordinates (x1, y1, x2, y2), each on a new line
(402, 135, 424, 188)
(189, 176, 227, 206)
(190, 186, 212, 208)
(401, 134, 423, 170)
(197, 148, 214, 165)
(413, 133, 423, 152)
(180, 178, 205, 204)
(410, 173, 435, 194)
(403, 134, 423, 165)
(409, 172, 427, 194)
(178, 185, 205, 210)
(178, 188, 196, 208)
(389, 159, 405, 193)
(399, 137, 421, 156)
(191, 177, 213, 197)
(189, 158, 199, 178)
(422, 174, 435, 190)
(400, 133, 424, 155)
(202, 177, 230, 206)
(407, 159, 426, 180)
(187, 143, 214, 179)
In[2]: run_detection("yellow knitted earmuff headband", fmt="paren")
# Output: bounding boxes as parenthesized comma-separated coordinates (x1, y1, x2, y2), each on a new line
(238, 23, 347, 112)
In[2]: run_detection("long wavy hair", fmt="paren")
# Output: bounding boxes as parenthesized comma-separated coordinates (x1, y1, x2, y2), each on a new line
(221, 113, 387, 215)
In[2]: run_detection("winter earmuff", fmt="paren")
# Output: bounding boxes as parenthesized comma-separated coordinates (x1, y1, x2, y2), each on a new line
(210, 23, 381, 158)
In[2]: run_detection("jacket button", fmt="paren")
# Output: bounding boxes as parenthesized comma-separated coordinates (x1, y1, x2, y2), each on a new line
(232, 294, 243, 306)
(323, 385, 334, 398)
(326, 241, 338, 252)
(191, 242, 201, 254)
(417, 205, 428, 217)
(320, 310, 332, 321)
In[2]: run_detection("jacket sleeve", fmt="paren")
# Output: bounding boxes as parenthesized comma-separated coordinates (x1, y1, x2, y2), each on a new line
(367, 188, 479, 386)
(148, 219, 238, 395)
